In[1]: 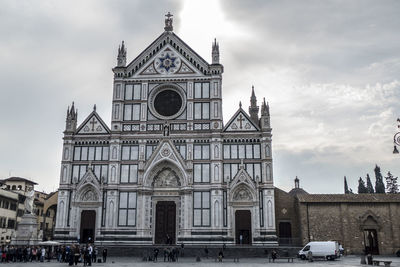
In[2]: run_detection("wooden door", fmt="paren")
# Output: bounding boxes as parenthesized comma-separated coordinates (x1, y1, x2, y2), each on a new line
(235, 210, 252, 244)
(155, 201, 176, 244)
(80, 210, 96, 243)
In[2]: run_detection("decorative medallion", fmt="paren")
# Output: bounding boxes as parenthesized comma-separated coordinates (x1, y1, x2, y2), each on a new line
(214, 122, 219, 129)
(161, 148, 171, 157)
(155, 51, 181, 74)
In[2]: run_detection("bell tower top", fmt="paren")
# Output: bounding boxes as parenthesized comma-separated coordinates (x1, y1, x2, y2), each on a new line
(164, 12, 173, 32)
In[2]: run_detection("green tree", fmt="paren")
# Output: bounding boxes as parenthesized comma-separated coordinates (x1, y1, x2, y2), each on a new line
(385, 171, 399, 193)
(366, 174, 374, 193)
(358, 177, 368, 194)
(374, 165, 386, 193)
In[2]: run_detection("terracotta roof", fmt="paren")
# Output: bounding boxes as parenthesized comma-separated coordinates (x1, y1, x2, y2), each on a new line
(288, 187, 308, 196)
(297, 193, 400, 203)
(2, 177, 38, 185)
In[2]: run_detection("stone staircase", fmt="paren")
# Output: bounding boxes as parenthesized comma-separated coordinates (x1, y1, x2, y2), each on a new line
(101, 245, 301, 259)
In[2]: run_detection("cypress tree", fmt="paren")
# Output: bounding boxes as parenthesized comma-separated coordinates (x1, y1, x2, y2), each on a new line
(358, 177, 368, 194)
(374, 165, 386, 193)
(344, 176, 350, 194)
(385, 171, 399, 193)
(366, 174, 374, 193)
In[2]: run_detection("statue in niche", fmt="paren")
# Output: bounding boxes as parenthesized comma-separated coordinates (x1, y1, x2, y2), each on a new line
(81, 189, 97, 201)
(233, 188, 252, 201)
(163, 122, 170, 136)
(153, 168, 180, 187)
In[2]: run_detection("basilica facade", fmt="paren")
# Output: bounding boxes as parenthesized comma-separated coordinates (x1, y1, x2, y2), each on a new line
(54, 15, 276, 246)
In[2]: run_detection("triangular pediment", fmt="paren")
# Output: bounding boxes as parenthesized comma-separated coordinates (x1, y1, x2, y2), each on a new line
(134, 45, 203, 77)
(74, 168, 102, 203)
(144, 140, 186, 171)
(143, 139, 188, 187)
(224, 108, 260, 132)
(230, 167, 256, 190)
(76, 110, 110, 135)
(125, 32, 210, 78)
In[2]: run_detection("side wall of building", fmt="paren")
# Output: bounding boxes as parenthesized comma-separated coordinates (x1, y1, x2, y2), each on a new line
(298, 201, 400, 255)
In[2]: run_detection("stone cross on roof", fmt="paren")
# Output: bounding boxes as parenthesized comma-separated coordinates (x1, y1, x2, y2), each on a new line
(164, 12, 173, 31)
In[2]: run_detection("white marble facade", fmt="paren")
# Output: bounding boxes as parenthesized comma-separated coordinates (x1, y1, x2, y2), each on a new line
(54, 15, 277, 246)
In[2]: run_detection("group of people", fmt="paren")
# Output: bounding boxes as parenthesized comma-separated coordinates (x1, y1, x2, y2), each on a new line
(63, 244, 107, 266)
(0, 244, 108, 265)
(0, 246, 47, 262)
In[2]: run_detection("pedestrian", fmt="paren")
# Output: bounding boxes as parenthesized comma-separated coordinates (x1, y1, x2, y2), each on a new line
(163, 247, 168, 262)
(307, 251, 313, 262)
(87, 244, 93, 266)
(0, 246, 5, 263)
(218, 250, 224, 262)
(271, 250, 277, 262)
(180, 243, 184, 257)
(102, 248, 107, 263)
(40, 246, 45, 262)
(153, 248, 159, 262)
(175, 247, 179, 262)
(93, 246, 98, 263)
(204, 246, 209, 258)
(74, 245, 80, 266)
(31, 247, 37, 261)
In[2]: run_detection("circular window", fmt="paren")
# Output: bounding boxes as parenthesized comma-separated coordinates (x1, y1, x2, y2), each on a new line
(148, 84, 186, 120)
(154, 90, 182, 117)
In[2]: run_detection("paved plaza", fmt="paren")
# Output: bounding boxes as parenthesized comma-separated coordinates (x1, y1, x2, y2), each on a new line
(1, 256, 399, 267)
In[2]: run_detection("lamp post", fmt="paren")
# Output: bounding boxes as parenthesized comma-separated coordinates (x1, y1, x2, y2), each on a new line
(393, 118, 400, 154)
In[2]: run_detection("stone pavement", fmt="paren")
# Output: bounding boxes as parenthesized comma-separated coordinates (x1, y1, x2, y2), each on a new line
(1, 256, 400, 267)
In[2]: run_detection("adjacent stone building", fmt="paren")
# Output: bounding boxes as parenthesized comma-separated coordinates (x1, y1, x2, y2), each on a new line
(275, 179, 400, 255)
(54, 14, 277, 246)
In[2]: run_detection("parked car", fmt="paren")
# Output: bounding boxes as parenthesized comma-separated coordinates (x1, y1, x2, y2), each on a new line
(298, 241, 339, 261)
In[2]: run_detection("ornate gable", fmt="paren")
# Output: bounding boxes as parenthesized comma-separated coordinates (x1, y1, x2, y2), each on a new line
(224, 107, 260, 132)
(74, 168, 102, 204)
(229, 166, 257, 203)
(124, 31, 211, 78)
(76, 108, 110, 135)
(143, 140, 188, 187)
(134, 45, 202, 78)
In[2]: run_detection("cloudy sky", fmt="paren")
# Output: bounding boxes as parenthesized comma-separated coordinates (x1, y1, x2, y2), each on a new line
(0, 0, 399, 193)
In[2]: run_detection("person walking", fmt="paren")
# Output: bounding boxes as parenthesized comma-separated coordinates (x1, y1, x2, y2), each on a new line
(40, 247, 45, 262)
(204, 246, 209, 259)
(93, 246, 97, 263)
(180, 243, 184, 257)
(87, 244, 93, 266)
(271, 250, 277, 262)
(153, 248, 159, 262)
(218, 250, 224, 262)
(74, 245, 80, 266)
(102, 248, 107, 263)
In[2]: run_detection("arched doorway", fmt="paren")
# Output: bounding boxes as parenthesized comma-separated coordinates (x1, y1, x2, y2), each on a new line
(364, 229, 379, 255)
(80, 210, 96, 243)
(154, 201, 176, 244)
(360, 214, 381, 255)
(235, 210, 251, 245)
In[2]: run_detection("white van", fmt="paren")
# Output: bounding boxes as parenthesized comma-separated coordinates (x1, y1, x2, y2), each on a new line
(298, 241, 339, 260)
